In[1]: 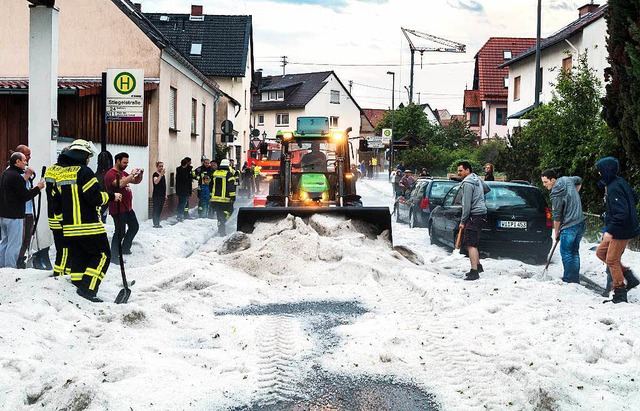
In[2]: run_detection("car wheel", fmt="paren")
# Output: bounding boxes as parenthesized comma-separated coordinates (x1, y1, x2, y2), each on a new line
(428, 222, 436, 245)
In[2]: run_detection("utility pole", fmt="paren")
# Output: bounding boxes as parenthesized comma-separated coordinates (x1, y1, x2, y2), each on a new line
(534, 0, 542, 108)
(281, 55, 288, 75)
(401, 28, 465, 104)
(387, 71, 395, 177)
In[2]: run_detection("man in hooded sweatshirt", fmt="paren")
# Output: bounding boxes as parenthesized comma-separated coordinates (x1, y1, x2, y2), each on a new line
(457, 161, 491, 281)
(595, 157, 640, 303)
(540, 169, 585, 284)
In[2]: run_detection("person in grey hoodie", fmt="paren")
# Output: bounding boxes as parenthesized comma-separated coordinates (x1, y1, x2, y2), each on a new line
(457, 161, 491, 281)
(595, 157, 639, 303)
(540, 169, 585, 284)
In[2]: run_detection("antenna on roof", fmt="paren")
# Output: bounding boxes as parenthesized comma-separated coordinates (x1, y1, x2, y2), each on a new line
(280, 56, 288, 75)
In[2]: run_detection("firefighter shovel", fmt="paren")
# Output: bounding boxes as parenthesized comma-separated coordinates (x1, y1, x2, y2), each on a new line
(114, 175, 131, 304)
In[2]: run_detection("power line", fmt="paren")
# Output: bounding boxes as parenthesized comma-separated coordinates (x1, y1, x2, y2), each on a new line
(286, 60, 473, 67)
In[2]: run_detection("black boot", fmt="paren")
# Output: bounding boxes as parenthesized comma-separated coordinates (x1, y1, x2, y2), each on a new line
(477, 264, 484, 273)
(76, 288, 103, 303)
(464, 269, 479, 281)
(611, 287, 628, 304)
(16, 256, 26, 269)
(624, 269, 639, 291)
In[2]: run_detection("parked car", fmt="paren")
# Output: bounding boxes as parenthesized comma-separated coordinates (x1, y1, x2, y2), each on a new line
(395, 178, 458, 228)
(428, 181, 553, 262)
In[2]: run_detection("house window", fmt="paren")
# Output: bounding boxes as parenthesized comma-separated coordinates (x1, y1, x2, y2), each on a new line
(513, 76, 521, 101)
(190, 43, 202, 55)
(503, 77, 509, 88)
(169, 86, 177, 130)
(330, 90, 340, 104)
(201, 103, 206, 139)
(503, 50, 512, 60)
(481, 109, 485, 126)
(562, 56, 573, 72)
(276, 113, 289, 126)
(496, 108, 507, 126)
(191, 99, 197, 136)
(257, 114, 264, 126)
(277, 90, 284, 100)
(330, 116, 339, 128)
(470, 112, 480, 126)
(268, 91, 277, 100)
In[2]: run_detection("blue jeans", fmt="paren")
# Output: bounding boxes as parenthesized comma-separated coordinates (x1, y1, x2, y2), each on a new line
(559, 221, 585, 283)
(0, 217, 24, 268)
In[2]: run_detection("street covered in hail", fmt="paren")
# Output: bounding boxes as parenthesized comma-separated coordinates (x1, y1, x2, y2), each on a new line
(1, 175, 639, 410)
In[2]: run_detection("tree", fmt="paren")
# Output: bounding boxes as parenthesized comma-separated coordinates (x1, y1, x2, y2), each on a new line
(602, 0, 640, 174)
(375, 103, 435, 144)
(500, 52, 618, 211)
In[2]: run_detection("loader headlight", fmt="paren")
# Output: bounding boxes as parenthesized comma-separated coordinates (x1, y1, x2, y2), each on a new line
(300, 190, 308, 200)
(282, 132, 294, 141)
(345, 173, 353, 179)
(332, 131, 344, 142)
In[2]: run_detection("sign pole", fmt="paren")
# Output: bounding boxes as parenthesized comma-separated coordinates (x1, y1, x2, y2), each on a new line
(101, 71, 107, 153)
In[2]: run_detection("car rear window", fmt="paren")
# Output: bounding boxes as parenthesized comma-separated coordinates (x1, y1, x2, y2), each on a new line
(485, 185, 546, 211)
(429, 181, 457, 199)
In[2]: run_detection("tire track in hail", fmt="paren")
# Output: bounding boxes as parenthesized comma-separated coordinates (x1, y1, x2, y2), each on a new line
(373, 272, 529, 410)
(253, 315, 307, 406)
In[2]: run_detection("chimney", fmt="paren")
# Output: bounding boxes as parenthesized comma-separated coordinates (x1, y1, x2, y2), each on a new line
(191, 5, 203, 17)
(578, 3, 599, 18)
(254, 69, 263, 89)
(134, 3, 141, 11)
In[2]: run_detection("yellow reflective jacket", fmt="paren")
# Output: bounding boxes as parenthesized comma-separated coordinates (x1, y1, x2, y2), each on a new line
(57, 164, 114, 237)
(210, 168, 237, 203)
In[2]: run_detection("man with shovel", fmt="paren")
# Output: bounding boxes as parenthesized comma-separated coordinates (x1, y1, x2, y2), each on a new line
(457, 161, 490, 281)
(540, 169, 585, 284)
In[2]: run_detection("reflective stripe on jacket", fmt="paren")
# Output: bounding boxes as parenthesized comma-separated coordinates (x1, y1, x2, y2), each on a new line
(210, 168, 237, 203)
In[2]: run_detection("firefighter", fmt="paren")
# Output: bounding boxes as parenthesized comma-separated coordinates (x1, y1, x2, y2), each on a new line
(44, 147, 70, 277)
(57, 139, 121, 302)
(193, 156, 215, 218)
(210, 159, 237, 236)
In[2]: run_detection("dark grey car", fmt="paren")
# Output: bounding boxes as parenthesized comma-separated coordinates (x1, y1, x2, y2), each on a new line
(395, 178, 458, 228)
(428, 181, 553, 262)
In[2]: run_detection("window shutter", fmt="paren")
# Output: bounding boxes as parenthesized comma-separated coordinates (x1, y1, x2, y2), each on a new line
(169, 87, 176, 129)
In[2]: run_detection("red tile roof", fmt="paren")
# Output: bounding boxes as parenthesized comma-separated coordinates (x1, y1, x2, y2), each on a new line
(464, 89, 481, 109)
(475, 37, 536, 100)
(0, 78, 158, 96)
(363, 108, 388, 128)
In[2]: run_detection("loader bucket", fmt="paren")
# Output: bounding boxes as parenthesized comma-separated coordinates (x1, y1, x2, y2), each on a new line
(236, 206, 392, 241)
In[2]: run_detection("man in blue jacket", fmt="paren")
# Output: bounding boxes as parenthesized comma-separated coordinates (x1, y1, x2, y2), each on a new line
(595, 157, 640, 303)
(541, 169, 586, 284)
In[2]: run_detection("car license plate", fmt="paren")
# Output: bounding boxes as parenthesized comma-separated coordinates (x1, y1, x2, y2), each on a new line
(498, 220, 527, 229)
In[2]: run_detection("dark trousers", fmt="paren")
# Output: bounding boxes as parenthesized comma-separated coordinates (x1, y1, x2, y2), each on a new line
(69, 234, 111, 296)
(152, 195, 165, 226)
(177, 195, 189, 219)
(111, 209, 139, 259)
(18, 213, 34, 259)
(52, 229, 71, 276)
(212, 202, 233, 235)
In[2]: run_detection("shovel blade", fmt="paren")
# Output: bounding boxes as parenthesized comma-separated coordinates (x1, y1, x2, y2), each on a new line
(114, 288, 131, 304)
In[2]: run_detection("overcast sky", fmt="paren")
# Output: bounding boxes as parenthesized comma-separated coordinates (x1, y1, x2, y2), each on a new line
(141, 0, 606, 114)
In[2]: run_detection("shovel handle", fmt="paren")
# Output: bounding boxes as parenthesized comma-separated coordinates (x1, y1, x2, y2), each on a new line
(544, 239, 559, 270)
(455, 226, 464, 250)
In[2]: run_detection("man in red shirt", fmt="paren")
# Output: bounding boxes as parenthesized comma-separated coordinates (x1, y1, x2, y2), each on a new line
(104, 152, 143, 265)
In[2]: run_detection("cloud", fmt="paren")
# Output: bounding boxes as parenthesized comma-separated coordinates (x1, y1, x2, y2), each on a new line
(548, 1, 577, 11)
(446, 0, 484, 14)
(266, 0, 349, 11)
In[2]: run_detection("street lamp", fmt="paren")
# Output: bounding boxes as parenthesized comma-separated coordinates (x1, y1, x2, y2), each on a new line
(386, 71, 395, 178)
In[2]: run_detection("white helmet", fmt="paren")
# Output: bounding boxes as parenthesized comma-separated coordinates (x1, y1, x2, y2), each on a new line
(68, 139, 96, 156)
(220, 159, 230, 167)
